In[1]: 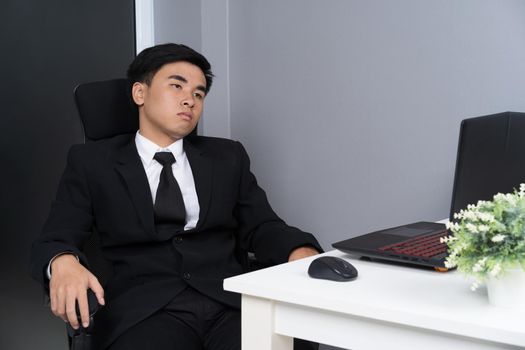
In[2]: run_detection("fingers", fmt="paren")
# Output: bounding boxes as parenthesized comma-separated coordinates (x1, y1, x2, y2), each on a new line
(50, 286, 99, 329)
(48, 260, 104, 329)
(76, 289, 90, 328)
(50, 285, 81, 328)
(49, 285, 68, 323)
(88, 275, 105, 306)
(65, 289, 81, 329)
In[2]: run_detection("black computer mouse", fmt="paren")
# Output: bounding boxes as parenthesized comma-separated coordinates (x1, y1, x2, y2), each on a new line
(308, 256, 358, 282)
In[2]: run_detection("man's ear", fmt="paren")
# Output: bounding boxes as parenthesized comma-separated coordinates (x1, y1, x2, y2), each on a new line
(131, 82, 146, 106)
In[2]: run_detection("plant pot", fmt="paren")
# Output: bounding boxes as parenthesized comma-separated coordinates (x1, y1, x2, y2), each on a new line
(486, 268, 525, 308)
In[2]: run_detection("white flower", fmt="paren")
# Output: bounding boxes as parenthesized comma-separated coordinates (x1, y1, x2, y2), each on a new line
(472, 257, 487, 272)
(472, 265, 482, 272)
(491, 234, 506, 243)
(494, 193, 506, 200)
(446, 221, 460, 231)
(490, 263, 501, 277)
(465, 223, 478, 233)
(470, 281, 480, 291)
(440, 235, 456, 243)
(477, 224, 489, 233)
(505, 194, 517, 206)
(463, 211, 478, 221)
(445, 249, 460, 268)
(519, 183, 525, 197)
(477, 212, 495, 223)
(448, 188, 525, 286)
(444, 259, 456, 269)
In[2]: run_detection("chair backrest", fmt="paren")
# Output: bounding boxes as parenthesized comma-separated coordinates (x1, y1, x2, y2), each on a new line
(74, 78, 139, 142)
(74, 78, 197, 142)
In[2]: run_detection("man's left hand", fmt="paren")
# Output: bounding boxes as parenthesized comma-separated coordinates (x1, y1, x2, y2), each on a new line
(288, 246, 319, 262)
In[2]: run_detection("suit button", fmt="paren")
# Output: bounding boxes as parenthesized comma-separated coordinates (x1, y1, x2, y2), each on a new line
(183, 272, 191, 280)
(174, 236, 183, 244)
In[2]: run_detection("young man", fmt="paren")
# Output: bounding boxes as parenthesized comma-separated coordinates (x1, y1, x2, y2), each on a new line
(31, 43, 321, 350)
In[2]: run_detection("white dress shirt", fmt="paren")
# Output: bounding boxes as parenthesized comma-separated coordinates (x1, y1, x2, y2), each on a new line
(48, 132, 200, 277)
(135, 131, 200, 230)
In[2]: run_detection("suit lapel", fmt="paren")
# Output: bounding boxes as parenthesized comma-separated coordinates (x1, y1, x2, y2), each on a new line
(184, 138, 213, 230)
(114, 140, 156, 236)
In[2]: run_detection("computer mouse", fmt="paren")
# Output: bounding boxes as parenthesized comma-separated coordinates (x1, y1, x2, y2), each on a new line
(308, 256, 358, 282)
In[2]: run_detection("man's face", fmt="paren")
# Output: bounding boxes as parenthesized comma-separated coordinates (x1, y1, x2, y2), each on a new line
(132, 61, 207, 147)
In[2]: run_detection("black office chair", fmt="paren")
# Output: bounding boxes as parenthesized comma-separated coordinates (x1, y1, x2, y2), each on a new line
(65, 78, 137, 350)
(69, 78, 317, 350)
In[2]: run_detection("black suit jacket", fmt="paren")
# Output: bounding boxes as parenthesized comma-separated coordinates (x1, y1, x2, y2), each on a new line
(31, 134, 321, 349)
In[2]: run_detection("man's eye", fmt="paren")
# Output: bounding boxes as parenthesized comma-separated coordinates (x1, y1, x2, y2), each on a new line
(194, 92, 204, 100)
(171, 84, 182, 89)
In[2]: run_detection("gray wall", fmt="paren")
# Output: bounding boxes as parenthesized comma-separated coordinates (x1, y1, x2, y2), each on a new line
(153, 0, 232, 138)
(154, 0, 202, 50)
(147, 2, 525, 349)
(227, 0, 525, 251)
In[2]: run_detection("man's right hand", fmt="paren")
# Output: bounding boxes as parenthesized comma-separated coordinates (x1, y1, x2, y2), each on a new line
(49, 254, 105, 329)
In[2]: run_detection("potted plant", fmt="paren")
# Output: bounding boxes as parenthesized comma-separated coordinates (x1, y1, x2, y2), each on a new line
(443, 184, 525, 307)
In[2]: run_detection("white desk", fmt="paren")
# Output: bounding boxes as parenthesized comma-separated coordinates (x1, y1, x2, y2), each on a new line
(224, 250, 525, 350)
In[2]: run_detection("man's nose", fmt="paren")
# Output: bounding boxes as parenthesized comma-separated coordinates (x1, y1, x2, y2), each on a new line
(181, 94, 195, 108)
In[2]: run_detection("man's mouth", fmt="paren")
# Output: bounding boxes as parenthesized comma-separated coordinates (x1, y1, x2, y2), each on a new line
(177, 112, 193, 121)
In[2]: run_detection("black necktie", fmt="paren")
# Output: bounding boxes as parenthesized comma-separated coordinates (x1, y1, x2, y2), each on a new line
(153, 152, 186, 226)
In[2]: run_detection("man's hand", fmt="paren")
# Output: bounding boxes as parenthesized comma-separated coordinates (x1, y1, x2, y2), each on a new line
(288, 246, 319, 262)
(49, 254, 105, 329)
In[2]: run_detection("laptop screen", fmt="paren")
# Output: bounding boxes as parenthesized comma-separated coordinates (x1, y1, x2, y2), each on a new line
(449, 112, 525, 219)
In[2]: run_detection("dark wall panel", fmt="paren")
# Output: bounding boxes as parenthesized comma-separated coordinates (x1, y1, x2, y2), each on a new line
(0, 1, 135, 348)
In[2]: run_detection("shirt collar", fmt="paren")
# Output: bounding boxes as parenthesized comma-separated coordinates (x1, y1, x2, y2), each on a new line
(135, 131, 184, 167)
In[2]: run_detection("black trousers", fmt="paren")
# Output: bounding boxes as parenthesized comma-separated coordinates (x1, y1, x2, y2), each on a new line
(108, 286, 317, 350)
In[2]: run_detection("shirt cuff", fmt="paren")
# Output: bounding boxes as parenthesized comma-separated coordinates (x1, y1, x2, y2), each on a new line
(47, 252, 79, 279)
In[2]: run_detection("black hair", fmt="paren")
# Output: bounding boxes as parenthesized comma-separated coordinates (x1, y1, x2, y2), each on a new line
(127, 43, 214, 93)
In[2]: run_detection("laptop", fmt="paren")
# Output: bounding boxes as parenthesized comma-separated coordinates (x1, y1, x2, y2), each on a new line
(333, 111, 525, 271)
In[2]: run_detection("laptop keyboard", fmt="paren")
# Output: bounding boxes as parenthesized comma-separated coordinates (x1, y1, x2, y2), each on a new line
(378, 230, 448, 259)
